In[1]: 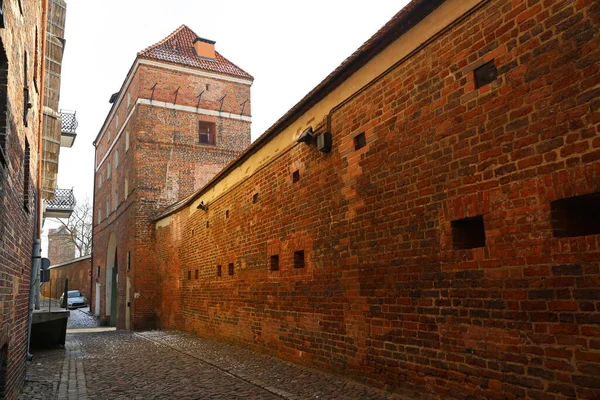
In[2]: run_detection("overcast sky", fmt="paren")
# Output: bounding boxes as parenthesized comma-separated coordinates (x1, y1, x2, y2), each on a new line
(43, 0, 410, 255)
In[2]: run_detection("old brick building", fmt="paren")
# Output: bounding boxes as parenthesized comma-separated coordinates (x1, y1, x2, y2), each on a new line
(0, 0, 75, 396)
(91, 25, 253, 328)
(141, 0, 599, 398)
(0, 0, 54, 398)
(47, 226, 76, 265)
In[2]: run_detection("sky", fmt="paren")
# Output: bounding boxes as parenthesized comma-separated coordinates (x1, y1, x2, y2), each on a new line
(43, 0, 410, 254)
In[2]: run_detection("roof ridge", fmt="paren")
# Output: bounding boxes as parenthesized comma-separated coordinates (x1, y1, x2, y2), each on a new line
(138, 24, 192, 56)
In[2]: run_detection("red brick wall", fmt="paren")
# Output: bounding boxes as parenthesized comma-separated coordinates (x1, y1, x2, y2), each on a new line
(154, 1, 600, 398)
(93, 59, 252, 329)
(0, 0, 44, 397)
(41, 256, 92, 302)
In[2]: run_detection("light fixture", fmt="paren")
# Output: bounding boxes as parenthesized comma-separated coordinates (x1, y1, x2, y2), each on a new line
(197, 201, 208, 211)
(297, 126, 314, 144)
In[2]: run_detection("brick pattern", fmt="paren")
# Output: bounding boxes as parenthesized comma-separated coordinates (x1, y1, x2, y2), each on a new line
(152, 1, 600, 398)
(93, 57, 251, 329)
(0, 0, 44, 397)
(41, 257, 92, 303)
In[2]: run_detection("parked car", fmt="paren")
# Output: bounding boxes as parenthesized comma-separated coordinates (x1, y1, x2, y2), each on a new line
(59, 290, 87, 309)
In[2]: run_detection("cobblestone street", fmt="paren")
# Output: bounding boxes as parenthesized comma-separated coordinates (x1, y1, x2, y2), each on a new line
(20, 329, 421, 400)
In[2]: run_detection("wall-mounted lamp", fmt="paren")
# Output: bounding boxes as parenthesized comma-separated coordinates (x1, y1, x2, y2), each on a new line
(297, 127, 315, 144)
(197, 201, 208, 211)
(297, 126, 331, 153)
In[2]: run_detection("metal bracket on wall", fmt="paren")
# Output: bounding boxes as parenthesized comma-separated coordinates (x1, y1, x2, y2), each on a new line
(196, 91, 205, 109)
(218, 94, 227, 114)
(240, 99, 248, 116)
(149, 83, 157, 103)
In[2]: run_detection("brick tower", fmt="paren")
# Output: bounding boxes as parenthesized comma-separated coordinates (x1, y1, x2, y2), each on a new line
(48, 226, 76, 264)
(92, 25, 253, 329)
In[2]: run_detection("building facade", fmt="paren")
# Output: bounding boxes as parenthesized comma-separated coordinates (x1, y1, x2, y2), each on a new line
(0, 0, 45, 398)
(91, 25, 253, 329)
(148, 0, 600, 398)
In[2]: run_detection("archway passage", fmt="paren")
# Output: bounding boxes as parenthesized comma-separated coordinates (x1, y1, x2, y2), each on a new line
(0, 345, 8, 399)
(105, 233, 117, 327)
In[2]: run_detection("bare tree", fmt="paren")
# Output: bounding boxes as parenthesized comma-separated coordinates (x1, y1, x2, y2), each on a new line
(51, 197, 92, 257)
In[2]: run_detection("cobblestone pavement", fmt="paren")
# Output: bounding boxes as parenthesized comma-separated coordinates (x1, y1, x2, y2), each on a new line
(21, 330, 420, 400)
(67, 307, 100, 329)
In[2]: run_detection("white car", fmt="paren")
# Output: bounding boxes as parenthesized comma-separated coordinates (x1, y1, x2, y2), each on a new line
(59, 290, 87, 309)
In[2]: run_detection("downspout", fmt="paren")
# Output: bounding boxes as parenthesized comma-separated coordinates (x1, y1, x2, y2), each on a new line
(26, 0, 49, 361)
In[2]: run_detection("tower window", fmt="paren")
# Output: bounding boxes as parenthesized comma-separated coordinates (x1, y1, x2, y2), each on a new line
(217, 265, 222, 277)
(292, 170, 300, 183)
(199, 121, 216, 145)
(228, 263, 234, 276)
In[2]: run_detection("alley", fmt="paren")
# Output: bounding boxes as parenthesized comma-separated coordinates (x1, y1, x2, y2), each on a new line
(20, 330, 418, 400)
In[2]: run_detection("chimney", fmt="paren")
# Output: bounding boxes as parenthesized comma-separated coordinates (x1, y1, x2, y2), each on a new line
(193, 37, 216, 60)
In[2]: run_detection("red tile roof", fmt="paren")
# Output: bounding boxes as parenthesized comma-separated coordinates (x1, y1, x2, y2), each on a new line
(138, 25, 253, 81)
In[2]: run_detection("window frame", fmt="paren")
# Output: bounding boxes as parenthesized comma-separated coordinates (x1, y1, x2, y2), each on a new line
(198, 121, 216, 145)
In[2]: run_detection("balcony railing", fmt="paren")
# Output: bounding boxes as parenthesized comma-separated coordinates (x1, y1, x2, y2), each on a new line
(59, 110, 77, 147)
(44, 188, 76, 219)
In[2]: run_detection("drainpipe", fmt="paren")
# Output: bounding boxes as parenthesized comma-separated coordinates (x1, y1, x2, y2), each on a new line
(26, 236, 41, 361)
(26, 0, 49, 361)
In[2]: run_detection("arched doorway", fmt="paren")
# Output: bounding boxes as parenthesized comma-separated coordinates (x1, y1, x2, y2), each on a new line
(105, 233, 117, 327)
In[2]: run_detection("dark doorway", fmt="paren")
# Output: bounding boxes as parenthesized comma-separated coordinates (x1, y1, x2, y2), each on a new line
(0, 345, 8, 399)
(110, 249, 118, 327)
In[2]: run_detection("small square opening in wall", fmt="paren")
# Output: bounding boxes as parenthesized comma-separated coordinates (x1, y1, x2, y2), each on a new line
(551, 192, 600, 238)
(354, 132, 366, 150)
(253, 193, 259, 204)
(451, 215, 486, 249)
(270, 255, 279, 271)
(225, 210, 230, 219)
(195, 269, 199, 279)
(292, 170, 300, 183)
(187, 270, 191, 280)
(294, 250, 305, 269)
(228, 263, 234, 276)
(217, 265, 222, 277)
(474, 60, 498, 89)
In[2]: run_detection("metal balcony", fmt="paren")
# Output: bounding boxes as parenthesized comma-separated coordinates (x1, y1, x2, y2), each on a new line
(59, 110, 77, 147)
(44, 188, 76, 219)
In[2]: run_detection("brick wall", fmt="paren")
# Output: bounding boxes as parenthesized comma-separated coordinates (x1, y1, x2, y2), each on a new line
(0, 0, 44, 397)
(41, 256, 92, 302)
(153, 1, 600, 398)
(48, 227, 76, 265)
(93, 58, 252, 329)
